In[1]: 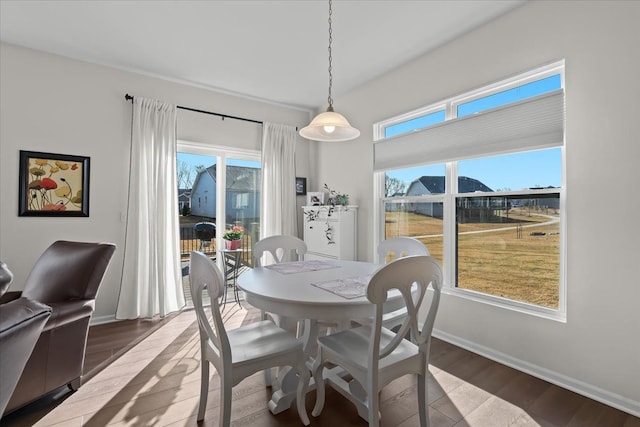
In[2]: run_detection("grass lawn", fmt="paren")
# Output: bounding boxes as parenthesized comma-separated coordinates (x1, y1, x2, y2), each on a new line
(385, 210, 560, 309)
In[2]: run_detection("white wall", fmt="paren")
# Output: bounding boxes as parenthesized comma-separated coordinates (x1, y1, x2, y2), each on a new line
(315, 0, 640, 415)
(0, 43, 312, 320)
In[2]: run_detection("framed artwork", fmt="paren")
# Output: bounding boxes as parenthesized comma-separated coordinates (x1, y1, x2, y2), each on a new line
(306, 191, 324, 206)
(295, 177, 307, 195)
(18, 150, 90, 217)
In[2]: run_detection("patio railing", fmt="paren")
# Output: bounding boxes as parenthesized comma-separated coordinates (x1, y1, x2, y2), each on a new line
(179, 225, 254, 267)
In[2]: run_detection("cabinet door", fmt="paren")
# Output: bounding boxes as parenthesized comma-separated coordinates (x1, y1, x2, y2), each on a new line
(305, 220, 340, 258)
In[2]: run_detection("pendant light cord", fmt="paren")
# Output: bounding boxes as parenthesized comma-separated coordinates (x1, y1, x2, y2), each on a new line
(327, 0, 334, 111)
(298, 0, 360, 141)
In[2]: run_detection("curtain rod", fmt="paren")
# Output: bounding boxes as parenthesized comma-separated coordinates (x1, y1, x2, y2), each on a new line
(124, 93, 263, 125)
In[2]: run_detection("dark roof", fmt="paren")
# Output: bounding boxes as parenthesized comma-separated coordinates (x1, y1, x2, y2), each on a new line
(415, 176, 493, 194)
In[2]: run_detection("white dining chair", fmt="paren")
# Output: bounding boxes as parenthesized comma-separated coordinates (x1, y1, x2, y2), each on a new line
(311, 255, 443, 427)
(377, 236, 429, 264)
(352, 237, 430, 333)
(252, 234, 307, 266)
(374, 236, 430, 333)
(252, 234, 308, 327)
(189, 251, 310, 427)
(252, 234, 309, 385)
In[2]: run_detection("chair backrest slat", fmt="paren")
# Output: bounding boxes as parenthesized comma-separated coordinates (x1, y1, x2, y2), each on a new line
(376, 237, 429, 265)
(253, 235, 307, 266)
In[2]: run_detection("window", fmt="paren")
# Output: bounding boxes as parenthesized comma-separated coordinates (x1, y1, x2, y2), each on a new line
(456, 74, 562, 117)
(376, 61, 565, 319)
(384, 109, 445, 138)
(384, 164, 446, 266)
(454, 148, 561, 310)
(455, 191, 560, 308)
(177, 143, 262, 307)
(375, 62, 563, 142)
(235, 193, 249, 209)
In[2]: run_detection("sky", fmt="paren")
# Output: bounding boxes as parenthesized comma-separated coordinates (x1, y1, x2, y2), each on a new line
(176, 152, 259, 188)
(387, 147, 561, 192)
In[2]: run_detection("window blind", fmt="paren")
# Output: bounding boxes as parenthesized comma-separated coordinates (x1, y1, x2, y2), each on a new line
(373, 90, 565, 172)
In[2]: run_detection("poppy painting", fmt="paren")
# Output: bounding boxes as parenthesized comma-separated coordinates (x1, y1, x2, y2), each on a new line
(18, 150, 90, 217)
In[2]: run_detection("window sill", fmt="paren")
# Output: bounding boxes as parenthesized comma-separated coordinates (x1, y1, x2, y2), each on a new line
(441, 287, 567, 323)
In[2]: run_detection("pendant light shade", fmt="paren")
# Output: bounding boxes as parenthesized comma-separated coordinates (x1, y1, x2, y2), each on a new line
(299, 108, 360, 142)
(299, 0, 359, 142)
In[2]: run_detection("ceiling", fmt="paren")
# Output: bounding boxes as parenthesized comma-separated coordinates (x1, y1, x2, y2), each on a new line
(0, 0, 525, 111)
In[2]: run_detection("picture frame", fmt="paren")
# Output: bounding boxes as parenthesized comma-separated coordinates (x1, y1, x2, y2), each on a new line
(295, 177, 307, 195)
(18, 150, 90, 217)
(306, 191, 324, 206)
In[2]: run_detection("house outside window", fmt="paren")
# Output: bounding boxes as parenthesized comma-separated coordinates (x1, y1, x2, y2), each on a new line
(375, 61, 565, 319)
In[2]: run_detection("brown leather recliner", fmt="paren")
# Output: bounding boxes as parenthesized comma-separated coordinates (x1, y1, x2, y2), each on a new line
(0, 262, 52, 417)
(0, 241, 116, 415)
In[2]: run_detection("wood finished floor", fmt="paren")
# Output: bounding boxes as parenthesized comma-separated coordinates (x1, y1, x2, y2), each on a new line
(2, 303, 638, 427)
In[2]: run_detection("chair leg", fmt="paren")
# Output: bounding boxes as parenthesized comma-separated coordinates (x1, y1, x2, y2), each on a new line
(311, 348, 326, 417)
(366, 380, 380, 427)
(295, 355, 310, 426)
(68, 377, 82, 391)
(220, 374, 233, 427)
(261, 310, 274, 387)
(264, 367, 273, 387)
(197, 360, 210, 421)
(418, 373, 429, 427)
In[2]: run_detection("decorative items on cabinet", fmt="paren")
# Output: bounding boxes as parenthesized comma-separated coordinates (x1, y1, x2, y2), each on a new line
(306, 192, 324, 206)
(303, 205, 357, 261)
(323, 183, 349, 206)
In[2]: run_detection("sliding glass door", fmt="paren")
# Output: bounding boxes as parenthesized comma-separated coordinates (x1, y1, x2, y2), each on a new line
(176, 143, 261, 303)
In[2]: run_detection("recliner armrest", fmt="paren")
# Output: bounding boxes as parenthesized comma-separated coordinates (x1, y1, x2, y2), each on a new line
(0, 297, 52, 415)
(42, 299, 96, 331)
(0, 297, 51, 334)
(0, 291, 22, 304)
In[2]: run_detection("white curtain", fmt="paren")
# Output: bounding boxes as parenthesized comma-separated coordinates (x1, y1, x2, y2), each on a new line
(116, 97, 185, 319)
(261, 122, 298, 238)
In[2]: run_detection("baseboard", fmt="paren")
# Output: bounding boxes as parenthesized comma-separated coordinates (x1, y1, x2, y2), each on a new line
(432, 329, 640, 418)
(90, 314, 117, 325)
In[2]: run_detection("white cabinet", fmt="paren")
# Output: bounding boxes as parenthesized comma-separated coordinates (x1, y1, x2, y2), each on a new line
(302, 205, 357, 261)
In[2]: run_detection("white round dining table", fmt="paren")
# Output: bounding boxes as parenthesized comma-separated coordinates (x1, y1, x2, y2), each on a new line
(237, 260, 384, 321)
(236, 259, 401, 416)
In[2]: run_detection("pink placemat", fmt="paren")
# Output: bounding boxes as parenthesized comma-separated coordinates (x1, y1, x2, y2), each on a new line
(311, 275, 373, 299)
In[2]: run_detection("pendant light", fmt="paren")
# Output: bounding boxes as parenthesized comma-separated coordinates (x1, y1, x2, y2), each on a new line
(299, 0, 360, 142)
